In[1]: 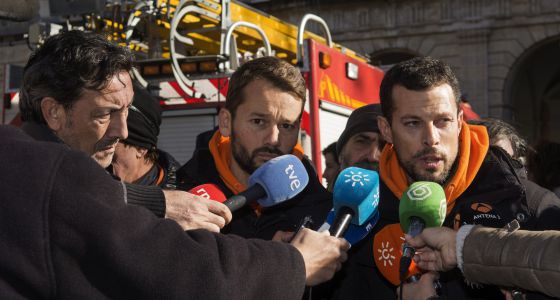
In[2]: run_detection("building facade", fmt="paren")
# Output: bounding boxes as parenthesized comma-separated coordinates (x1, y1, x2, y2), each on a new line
(249, 0, 560, 143)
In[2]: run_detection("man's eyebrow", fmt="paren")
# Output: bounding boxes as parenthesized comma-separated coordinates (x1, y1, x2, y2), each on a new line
(248, 112, 269, 118)
(354, 133, 376, 140)
(399, 114, 421, 120)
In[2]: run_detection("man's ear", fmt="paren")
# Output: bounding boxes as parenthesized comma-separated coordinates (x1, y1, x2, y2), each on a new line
(136, 146, 148, 159)
(457, 109, 464, 135)
(41, 97, 65, 131)
(377, 116, 393, 144)
(218, 108, 232, 137)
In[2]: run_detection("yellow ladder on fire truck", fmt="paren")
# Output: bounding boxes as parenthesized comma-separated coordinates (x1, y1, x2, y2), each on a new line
(123, 0, 367, 97)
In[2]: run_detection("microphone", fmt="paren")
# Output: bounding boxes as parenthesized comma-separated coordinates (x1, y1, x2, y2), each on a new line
(328, 167, 380, 238)
(398, 181, 447, 280)
(188, 184, 226, 203)
(223, 154, 309, 212)
(320, 208, 380, 245)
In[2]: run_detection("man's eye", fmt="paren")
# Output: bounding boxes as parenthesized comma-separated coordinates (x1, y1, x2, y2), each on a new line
(281, 123, 296, 130)
(251, 119, 264, 125)
(404, 121, 419, 127)
(95, 113, 111, 120)
(436, 118, 453, 127)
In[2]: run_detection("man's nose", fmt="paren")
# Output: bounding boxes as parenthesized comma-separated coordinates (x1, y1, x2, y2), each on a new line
(366, 144, 381, 162)
(263, 125, 280, 146)
(423, 123, 440, 147)
(109, 112, 128, 140)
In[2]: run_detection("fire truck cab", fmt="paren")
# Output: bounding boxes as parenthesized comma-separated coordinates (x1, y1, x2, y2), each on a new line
(1, 0, 385, 181)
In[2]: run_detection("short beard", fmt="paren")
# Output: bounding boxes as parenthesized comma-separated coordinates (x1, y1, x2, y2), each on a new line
(340, 155, 379, 171)
(230, 128, 284, 174)
(398, 147, 457, 186)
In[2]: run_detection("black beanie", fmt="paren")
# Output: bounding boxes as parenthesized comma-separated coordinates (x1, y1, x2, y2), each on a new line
(124, 83, 162, 150)
(336, 104, 382, 154)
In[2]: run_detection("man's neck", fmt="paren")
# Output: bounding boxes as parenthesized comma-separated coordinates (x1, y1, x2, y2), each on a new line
(116, 161, 156, 184)
(229, 157, 250, 187)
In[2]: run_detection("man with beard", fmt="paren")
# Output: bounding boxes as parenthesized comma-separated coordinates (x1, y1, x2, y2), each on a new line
(336, 104, 384, 172)
(19, 30, 232, 233)
(176, 56, 333, 240)
(328, 57, 537, 300)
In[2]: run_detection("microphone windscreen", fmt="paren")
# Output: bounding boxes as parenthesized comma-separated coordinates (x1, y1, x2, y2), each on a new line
(399, 181, 446, 232)
(188, 184, 226, 203)
(248, 154, 309, 207)
(332, 167, 380, 226)
(373, 223, 421, 286)
(323, 209, 380, 245)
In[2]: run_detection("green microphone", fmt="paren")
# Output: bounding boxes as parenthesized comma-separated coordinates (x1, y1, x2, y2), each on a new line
(398, 182, 447, 281)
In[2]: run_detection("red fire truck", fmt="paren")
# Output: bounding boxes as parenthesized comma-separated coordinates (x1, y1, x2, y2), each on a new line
(127, 0, 384, 177)
(1, 0, 385, 179)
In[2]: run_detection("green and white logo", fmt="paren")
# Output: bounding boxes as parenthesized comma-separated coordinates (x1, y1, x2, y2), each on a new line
(439, 199, 447, 221)
(406, 182, 432, 201)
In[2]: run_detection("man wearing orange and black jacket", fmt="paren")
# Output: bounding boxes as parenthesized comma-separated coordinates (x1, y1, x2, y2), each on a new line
(176, 57, 332, 240)
(328, 57, 547, 300)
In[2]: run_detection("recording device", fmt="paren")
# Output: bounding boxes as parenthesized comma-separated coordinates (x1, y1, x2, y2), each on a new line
(329, 167, 380, 238)
(188, 183, 227, 203)
(223, 154, 309, 212)
(398, 181, 447, 280)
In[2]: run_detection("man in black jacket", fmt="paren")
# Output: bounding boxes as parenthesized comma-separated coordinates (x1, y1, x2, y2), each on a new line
(18, 30, 231, 232)
(177, 56, 332, 240)
(0, 125, 349, 298)
(111, 83, 181, 190)
(329, 57, 545, 300)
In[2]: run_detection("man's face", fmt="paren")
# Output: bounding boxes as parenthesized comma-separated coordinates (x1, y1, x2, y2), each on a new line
(54, 72, 133, 168)
(339, 131, 382, 171)
(220, 79, 302, 175)
(378, 84, 463, 185)
(322, 152, 340, 192)
(112, 142, 144, 182)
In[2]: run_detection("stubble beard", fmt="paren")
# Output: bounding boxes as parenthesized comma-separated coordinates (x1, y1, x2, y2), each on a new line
(397, 147, 457, 186)
(230, 129, 284, 175)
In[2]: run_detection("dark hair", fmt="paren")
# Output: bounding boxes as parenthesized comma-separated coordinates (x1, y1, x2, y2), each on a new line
(468, 118, 532, 161)
(225, 56, 306, 119)
(529, 141, 560, 191)
(19, 30, 134, 123)
(379, 56, 461, 123)
(122, 141, 159, 164)
(322, 142, 339, 164)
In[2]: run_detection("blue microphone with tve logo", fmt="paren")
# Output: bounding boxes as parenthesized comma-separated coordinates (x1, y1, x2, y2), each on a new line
(223, 154, 309, 212)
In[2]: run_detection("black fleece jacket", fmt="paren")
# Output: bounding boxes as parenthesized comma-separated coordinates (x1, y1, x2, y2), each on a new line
(176, 146, 333, 240)
(0, 125, 306, 299)
(21, 121, 166, 217)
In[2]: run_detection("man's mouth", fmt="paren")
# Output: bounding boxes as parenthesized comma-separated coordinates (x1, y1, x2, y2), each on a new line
(97, 140, 119, 153)
(419, 155, 443, 169)
(256, 152, 279, 160)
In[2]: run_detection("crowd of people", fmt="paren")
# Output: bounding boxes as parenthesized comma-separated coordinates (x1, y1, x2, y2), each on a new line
(1, 29, 559, 299)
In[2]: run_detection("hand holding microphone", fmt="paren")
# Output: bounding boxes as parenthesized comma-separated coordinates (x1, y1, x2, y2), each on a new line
(290, 228, 350, 286)
(398, 182, 447, 281)
(164, 188, 232, 232)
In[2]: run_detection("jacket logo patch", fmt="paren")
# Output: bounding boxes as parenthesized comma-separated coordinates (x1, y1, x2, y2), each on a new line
(471, 202, 493, 213)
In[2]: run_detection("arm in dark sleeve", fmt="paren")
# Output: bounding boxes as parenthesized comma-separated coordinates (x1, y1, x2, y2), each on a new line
(124, 182, 166, 217)
(49, 151, 306, 299)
